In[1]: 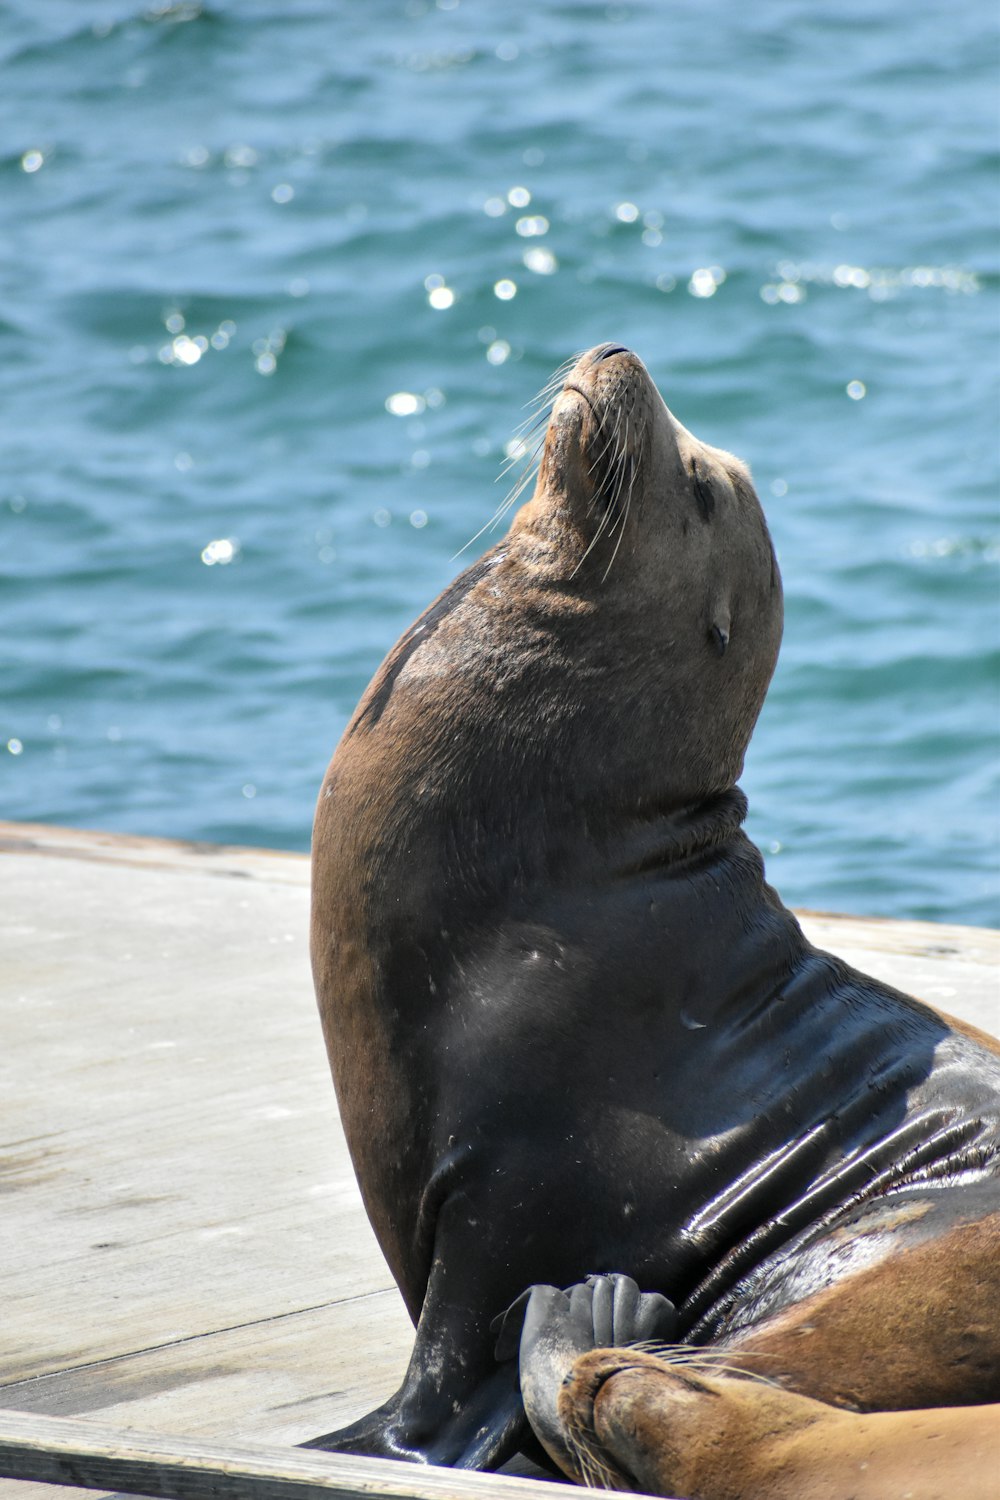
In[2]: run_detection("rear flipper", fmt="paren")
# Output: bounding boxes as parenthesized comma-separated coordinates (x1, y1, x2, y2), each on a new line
(495, 1274, 676, 1479)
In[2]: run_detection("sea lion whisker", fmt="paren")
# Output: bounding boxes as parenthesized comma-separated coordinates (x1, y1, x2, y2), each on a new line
(599, 416, 635, 581)
(455, 421, 550, 558)
(635, 1341, 770, 1361)
(589, 399, 623, 460)
(661, 1357, 785, 1388)
(531, 370, 575, 409)
(585, 423, 624, 514)
(569, 405, 631, 578)
(571, 487, 617, 578)
(511, 359, 579, 435)
(627, 1341, 784, 1388)
(599, 484, 630, 583)
(564, 1424, 620, 1491)
(453, 460, 540, 559)
(499, 419, 547, 474)
(608, 409, 633, 508)
(509, 398, 558, 444)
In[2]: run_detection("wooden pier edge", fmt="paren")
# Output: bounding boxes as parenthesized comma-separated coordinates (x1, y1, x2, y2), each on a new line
(0, 1410, 588, 1500)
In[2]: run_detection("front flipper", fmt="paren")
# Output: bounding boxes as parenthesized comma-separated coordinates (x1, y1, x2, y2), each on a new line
(305, 1233, 529, 1469)
(304, 1357, 525, 1468)
(498, 1274, 676, 1479)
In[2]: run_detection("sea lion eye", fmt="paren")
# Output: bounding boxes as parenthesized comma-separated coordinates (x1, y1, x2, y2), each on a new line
(709, 623, 729, 656)
(690, 459, 716, 523)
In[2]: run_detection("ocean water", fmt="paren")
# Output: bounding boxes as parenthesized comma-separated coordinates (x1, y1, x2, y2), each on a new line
(2, 0, 998, 926)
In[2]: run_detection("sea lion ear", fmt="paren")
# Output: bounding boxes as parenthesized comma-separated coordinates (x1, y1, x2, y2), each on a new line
(709, 606, 731, 656)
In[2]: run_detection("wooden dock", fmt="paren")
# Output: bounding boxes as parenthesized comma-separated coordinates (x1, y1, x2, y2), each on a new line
(1, 821, 997, 1498)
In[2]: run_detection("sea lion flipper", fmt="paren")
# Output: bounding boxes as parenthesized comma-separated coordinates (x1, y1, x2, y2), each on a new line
(585, 1272, 678, 1346)
(515, 1283, 592, 1477)
(493, 1286, 535, 1361)
(515, 1275, 678, 1480)
(305, 1337, 527, 1468)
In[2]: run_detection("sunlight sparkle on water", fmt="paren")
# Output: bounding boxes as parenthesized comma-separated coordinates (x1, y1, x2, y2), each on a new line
(761, 262, 979, 301)
(225, 145, 258, 169)
(760, 282, 806, 304)
(201, 538, 239, 566)
(21, 150, 44, 173)
(494, 279, 517, 301)
(688, 267, 725, 298)
(507, 186, 531, 208)
(523, 247, 557, 275)
(424, 273, 455, 307)
(173, 336, 204, 366)
(386, 392, 426, 416)
(252, 330, 285, 376)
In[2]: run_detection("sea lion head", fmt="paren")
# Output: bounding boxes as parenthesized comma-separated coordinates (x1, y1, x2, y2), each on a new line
(327, 346, 784, 872)
(505, 343, 784, 802)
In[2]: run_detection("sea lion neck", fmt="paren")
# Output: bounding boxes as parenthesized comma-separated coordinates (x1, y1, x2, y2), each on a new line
(598, 787, 752, 879)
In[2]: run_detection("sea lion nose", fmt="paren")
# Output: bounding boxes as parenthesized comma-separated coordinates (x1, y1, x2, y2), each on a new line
(594, 343, 630, 361)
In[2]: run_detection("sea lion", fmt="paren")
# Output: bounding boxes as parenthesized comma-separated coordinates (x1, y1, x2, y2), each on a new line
(553, 1342, 1000, 1500)
(308, 344, 1000, 1471)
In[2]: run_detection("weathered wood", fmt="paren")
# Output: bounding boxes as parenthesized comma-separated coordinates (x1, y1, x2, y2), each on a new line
(0, 1295, 412, 1447)
(0, 1409, 577, 1500)
(1, 822, 378, 1381)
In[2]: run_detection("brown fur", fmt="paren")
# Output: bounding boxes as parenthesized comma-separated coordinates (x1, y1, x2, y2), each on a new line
(720, 1211, 1000, 1411)
(558, 1349, 1000, 1500)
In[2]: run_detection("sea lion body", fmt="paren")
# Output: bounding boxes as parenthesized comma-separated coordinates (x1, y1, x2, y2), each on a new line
(309, 346, 1000, 1468)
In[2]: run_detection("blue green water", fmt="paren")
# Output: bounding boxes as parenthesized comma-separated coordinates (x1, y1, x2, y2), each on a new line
(2, 1, 998, 925)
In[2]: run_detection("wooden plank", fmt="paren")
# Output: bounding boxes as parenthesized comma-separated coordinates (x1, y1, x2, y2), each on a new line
(0, 1410, 577, 1500)
(0, 1296, 412, 1447)
(0, 831, 380, 1381)
(0, 821, 310, 886)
